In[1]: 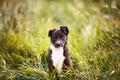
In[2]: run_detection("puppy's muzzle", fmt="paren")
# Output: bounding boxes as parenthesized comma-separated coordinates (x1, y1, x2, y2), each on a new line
(55, 40, 63, 48)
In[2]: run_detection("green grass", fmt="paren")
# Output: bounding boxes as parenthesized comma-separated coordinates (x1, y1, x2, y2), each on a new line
(0, 0, 120, 80)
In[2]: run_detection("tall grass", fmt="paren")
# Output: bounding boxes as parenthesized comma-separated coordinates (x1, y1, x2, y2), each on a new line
(0, 0, 120, 80)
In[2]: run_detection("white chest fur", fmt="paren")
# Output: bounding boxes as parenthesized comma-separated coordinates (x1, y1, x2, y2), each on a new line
(50, 45, 65, 73)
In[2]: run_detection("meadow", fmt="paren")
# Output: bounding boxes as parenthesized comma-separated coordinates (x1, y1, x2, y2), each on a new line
(0, 0, 120, 80)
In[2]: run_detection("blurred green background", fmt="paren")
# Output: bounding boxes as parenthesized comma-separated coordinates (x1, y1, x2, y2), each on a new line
(0, 0, 120, 80)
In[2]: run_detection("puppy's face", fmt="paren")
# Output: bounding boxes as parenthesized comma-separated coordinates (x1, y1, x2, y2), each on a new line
(48, 26, 69, 48)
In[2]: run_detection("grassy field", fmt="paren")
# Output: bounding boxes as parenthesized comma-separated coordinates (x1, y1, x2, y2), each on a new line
(0, 0, 120, 80)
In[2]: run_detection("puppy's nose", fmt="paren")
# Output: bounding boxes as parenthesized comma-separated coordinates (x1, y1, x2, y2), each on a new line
(55, 41, 61, 47)
(56, 43, 60, 47)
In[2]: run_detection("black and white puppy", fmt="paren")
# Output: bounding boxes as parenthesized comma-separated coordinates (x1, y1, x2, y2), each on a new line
(48, 26, 72, 78)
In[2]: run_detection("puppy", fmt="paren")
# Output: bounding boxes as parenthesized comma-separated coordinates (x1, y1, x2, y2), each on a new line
(48, 26, 72, 79)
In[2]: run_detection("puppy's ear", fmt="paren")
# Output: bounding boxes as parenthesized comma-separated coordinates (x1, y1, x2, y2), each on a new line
(48, 29, 55, 37)
(60, 26, 69, 35)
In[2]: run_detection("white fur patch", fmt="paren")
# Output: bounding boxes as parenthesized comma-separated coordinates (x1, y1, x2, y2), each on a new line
(50, 44, 65, 73)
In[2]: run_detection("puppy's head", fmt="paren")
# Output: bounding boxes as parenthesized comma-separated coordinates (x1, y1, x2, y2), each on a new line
(48, 26, 69, 48)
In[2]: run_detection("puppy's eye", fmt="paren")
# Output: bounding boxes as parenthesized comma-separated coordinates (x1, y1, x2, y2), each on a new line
(60, 35, 63, 38)
(54, 36, 57, 39)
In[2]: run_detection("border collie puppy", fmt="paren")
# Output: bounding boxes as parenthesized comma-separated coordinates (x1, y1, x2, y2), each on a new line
(48, 26, 72, 79)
